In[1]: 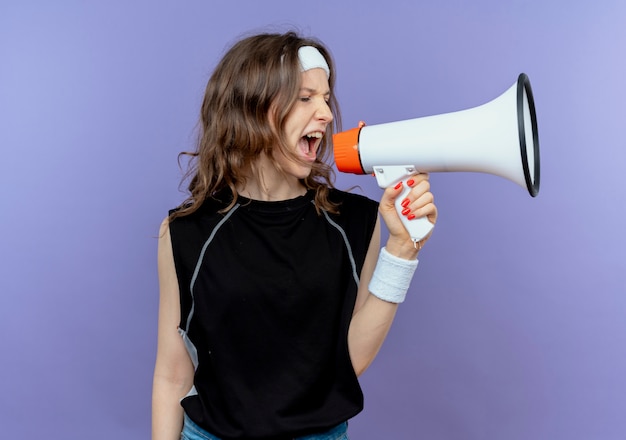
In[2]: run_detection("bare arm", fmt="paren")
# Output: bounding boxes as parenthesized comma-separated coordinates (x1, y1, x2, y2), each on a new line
(348, 174, 437, 376)
(348, 217, 399, 376)
(152, 219, 195, 440)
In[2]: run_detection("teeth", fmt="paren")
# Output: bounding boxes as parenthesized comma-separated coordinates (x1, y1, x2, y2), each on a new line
(305, 132, 323, 139)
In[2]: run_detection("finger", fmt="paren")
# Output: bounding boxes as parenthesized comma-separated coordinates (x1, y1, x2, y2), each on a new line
(406, 173, 429, 186)
(411, 191, 435, 210)
(403, 192, 435, 220)
(396, 178, 430, 216)
(403, 178, 436, 222)
(406, 178, 431, 200)
(389, 179, 407, 199)
(411, 200, 437, 224)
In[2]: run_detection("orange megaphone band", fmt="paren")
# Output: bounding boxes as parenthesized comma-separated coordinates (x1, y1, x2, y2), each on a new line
(332, 126, 365, 174)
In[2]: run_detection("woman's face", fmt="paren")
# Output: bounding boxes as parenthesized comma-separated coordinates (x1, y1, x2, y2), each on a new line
(275, 67, 333, 180)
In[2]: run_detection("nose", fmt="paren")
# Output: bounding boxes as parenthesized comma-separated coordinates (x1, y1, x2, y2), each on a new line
(315, 99, 333, 123)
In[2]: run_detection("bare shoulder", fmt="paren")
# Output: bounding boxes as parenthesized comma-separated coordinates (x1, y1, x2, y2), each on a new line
(157, 217, 175, 271)
(158, 216, 171, 239)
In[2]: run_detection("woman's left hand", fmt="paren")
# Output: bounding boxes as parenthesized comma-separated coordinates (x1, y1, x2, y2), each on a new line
(378, 173, 438, 258)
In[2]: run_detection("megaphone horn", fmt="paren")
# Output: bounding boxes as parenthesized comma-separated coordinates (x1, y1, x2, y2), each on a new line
(333, 73, 540, 242)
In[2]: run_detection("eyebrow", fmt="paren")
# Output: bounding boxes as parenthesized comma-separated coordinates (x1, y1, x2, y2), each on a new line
(300, 87, 331, 96)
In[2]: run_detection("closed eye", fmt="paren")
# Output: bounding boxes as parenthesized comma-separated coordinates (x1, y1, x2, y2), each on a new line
(299, 87, 331, 103)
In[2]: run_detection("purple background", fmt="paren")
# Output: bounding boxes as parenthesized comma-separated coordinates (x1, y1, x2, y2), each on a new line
(1, 1, 625, 438)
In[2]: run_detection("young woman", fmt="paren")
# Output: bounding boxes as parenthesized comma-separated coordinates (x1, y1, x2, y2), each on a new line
(152, 31, 437, 440)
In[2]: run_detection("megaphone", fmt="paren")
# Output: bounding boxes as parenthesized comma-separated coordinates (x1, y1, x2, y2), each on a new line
(333, 73, 540, 243)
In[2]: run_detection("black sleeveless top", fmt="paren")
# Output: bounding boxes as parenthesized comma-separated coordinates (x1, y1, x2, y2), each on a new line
(168, 189, 379, 439)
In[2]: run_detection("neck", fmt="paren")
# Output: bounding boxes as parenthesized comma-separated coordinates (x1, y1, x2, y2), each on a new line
(237, 156, 307, 202)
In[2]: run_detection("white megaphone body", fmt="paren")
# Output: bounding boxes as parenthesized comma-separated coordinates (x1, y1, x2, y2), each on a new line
(333, 73, 540, 243)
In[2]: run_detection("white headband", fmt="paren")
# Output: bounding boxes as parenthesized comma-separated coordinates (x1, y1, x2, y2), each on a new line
(298, 46, 330, 78)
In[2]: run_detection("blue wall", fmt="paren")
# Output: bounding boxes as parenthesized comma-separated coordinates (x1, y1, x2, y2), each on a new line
(1, 1, 625, 438)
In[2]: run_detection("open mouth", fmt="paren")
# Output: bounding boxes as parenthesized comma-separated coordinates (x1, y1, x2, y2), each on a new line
(297, 131, 323, 160)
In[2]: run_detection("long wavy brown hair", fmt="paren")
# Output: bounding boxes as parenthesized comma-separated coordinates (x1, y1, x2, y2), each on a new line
(170, 31, 342, 221)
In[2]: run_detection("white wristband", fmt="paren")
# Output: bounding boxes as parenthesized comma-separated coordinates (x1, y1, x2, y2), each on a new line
(368, 247, 419, 303)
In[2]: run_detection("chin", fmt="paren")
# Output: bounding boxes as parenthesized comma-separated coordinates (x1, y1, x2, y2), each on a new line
(295, 170, 313, 180)
(288, 164, 314, 180)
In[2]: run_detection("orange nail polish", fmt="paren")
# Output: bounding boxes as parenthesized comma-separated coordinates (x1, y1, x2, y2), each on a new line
(394, 182, 403, 190)
(407, 179, 415, 187)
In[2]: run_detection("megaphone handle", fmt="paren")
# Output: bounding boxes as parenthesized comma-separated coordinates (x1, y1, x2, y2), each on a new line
(373, 165, 435, 243)
(395, 184, 435, 242)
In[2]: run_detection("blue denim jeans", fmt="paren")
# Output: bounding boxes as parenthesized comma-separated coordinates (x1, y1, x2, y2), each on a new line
(181, 414, 349, 440)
